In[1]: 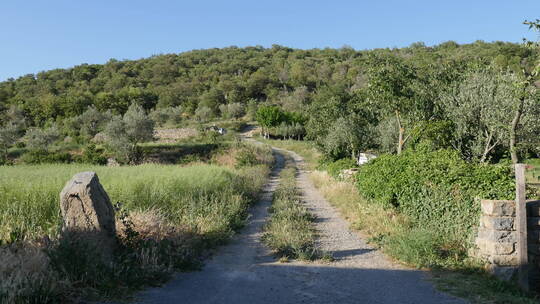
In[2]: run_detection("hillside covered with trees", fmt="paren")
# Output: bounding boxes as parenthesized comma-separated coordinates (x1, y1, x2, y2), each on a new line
(1, 40, 539, 164)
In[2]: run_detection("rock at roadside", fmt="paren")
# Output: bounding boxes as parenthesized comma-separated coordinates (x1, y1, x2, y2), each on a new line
(59, 171, 117, 255)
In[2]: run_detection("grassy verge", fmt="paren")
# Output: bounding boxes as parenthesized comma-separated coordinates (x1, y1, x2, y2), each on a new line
(0, 142, 273, 303)
(526, 159, 540, 196)
(261, 138, 538, 303)
(262, 154, 320, 261)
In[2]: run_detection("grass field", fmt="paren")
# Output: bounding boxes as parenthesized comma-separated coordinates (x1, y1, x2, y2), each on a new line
(0, 142, 273, 303)
(0, 163, 266, 244)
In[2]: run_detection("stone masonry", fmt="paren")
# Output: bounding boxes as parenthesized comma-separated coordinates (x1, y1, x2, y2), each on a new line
(474, 199, 540, 284)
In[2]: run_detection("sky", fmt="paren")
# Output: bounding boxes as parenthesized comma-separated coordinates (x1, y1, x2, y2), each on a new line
(1, 0, 539, 81)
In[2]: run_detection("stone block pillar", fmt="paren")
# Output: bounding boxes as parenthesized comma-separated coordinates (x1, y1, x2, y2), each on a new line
(474, 199, 540, 285)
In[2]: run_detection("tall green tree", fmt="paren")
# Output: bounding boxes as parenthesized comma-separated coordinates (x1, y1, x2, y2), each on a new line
(365, 56, 418, 154)
(255, 106, 284, 138)
(104, 104, 154, 164)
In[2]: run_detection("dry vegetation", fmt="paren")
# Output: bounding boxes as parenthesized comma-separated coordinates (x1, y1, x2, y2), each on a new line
(262, 154, 321, 261)
(0, 141, 273, 303)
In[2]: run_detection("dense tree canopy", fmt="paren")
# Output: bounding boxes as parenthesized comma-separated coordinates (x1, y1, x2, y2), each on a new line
(0, 41, 538, 162)
(1, 42, 537, 127)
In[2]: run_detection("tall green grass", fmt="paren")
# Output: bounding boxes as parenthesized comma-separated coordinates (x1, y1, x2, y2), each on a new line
(0, 163, 266, 244)
(0, 143, 273, 302)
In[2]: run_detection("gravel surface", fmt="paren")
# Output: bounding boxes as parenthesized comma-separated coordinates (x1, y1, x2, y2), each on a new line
(122, 146, 466, 304)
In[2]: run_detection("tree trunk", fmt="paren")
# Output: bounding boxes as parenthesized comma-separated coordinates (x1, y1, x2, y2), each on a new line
(480, 131, 498, 163)
(510, 98, 525, 164)
(396, 110, 404, 155)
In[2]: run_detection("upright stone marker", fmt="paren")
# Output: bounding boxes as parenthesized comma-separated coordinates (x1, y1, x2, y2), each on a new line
(515, 164, 529, 291)
(60, 171, 116, 255)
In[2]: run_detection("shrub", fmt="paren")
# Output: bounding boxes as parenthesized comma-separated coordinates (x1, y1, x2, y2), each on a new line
(80, 144, 107, 165)
(319, 158, 358, 179)
(66, 106, 113, 139)
(235, 149, 258, 168)
(194, 106, 213, 122)
(356, 149, 514, 233)
(24, 125, 61, 151)
(409, 120, 455, 150)
(150, 106, 182, 126)
(20, 149, 72, 164)
(219, 103, 245, 120)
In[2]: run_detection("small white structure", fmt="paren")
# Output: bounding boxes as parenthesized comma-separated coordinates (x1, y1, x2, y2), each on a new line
(205, 125, 227, 135)
(357, 153, 377, 166)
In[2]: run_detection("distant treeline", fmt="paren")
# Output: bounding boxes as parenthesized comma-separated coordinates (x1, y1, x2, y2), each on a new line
(1, 41, 539, 162)
(0, 42, 535, 124)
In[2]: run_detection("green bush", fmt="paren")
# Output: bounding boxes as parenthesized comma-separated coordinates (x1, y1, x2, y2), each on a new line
(80, 144, 107, 165)
(319, 158, 358, 179)
(20, 149, 73, 164)
(357, 149, 514, 233)
(409, 120, 454, 150)
(235, 149, 258, 168)
(355, 149, 515, 269)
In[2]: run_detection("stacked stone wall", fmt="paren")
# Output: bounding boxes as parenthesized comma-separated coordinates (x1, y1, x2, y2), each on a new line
(474, 199, 540, 286)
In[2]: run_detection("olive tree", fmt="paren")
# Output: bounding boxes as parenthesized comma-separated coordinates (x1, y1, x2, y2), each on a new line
(219, 103, 245, 120)
(194, 106, 213, 122)
(104, 103, 154, 164)
(78, 106, 112, 138)
(150, 106, 182, 126)
(321, 115, 374, 160)
(0, 106, 27, 160)
(24, 125, 61, 151)
(440, 70, 537, 163)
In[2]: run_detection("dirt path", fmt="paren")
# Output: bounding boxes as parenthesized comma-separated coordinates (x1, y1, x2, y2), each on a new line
(128, 147, 466, 304)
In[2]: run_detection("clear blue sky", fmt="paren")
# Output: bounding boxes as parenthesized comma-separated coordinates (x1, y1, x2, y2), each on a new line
(1, 0, 539, 81)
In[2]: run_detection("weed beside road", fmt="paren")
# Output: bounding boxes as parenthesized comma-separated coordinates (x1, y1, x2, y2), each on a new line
(262, 154, 320, 261)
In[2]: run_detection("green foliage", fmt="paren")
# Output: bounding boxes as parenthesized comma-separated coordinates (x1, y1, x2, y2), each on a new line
(219, 103, 245, 120)
(66, 106, 112, 139)
(234, 149, 258, 168)
(409, 120, 455, 150)
(320, 115, 375, 160)
(319, 158, 358, 179)
(149, 106, 183, 127)
(439, 70, 530, 162)
(0, 126, 20, 162)
(0, 42, 536, 130)
(357, 149, 514, 232)
(24, 125, 61, 151)
(263, 163, 319, 260)
(20, 149, 72, 164)
(194, 106, 213, 122)
(104, 104, 154, 164)
(0, 106, 27, 159)
(255, 105, 284, 128)
(80, 144, 107, 165)
(272, 122, 305, 140)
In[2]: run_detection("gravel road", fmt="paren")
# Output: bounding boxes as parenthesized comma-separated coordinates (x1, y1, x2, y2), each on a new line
(127, 146, 466, 304)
